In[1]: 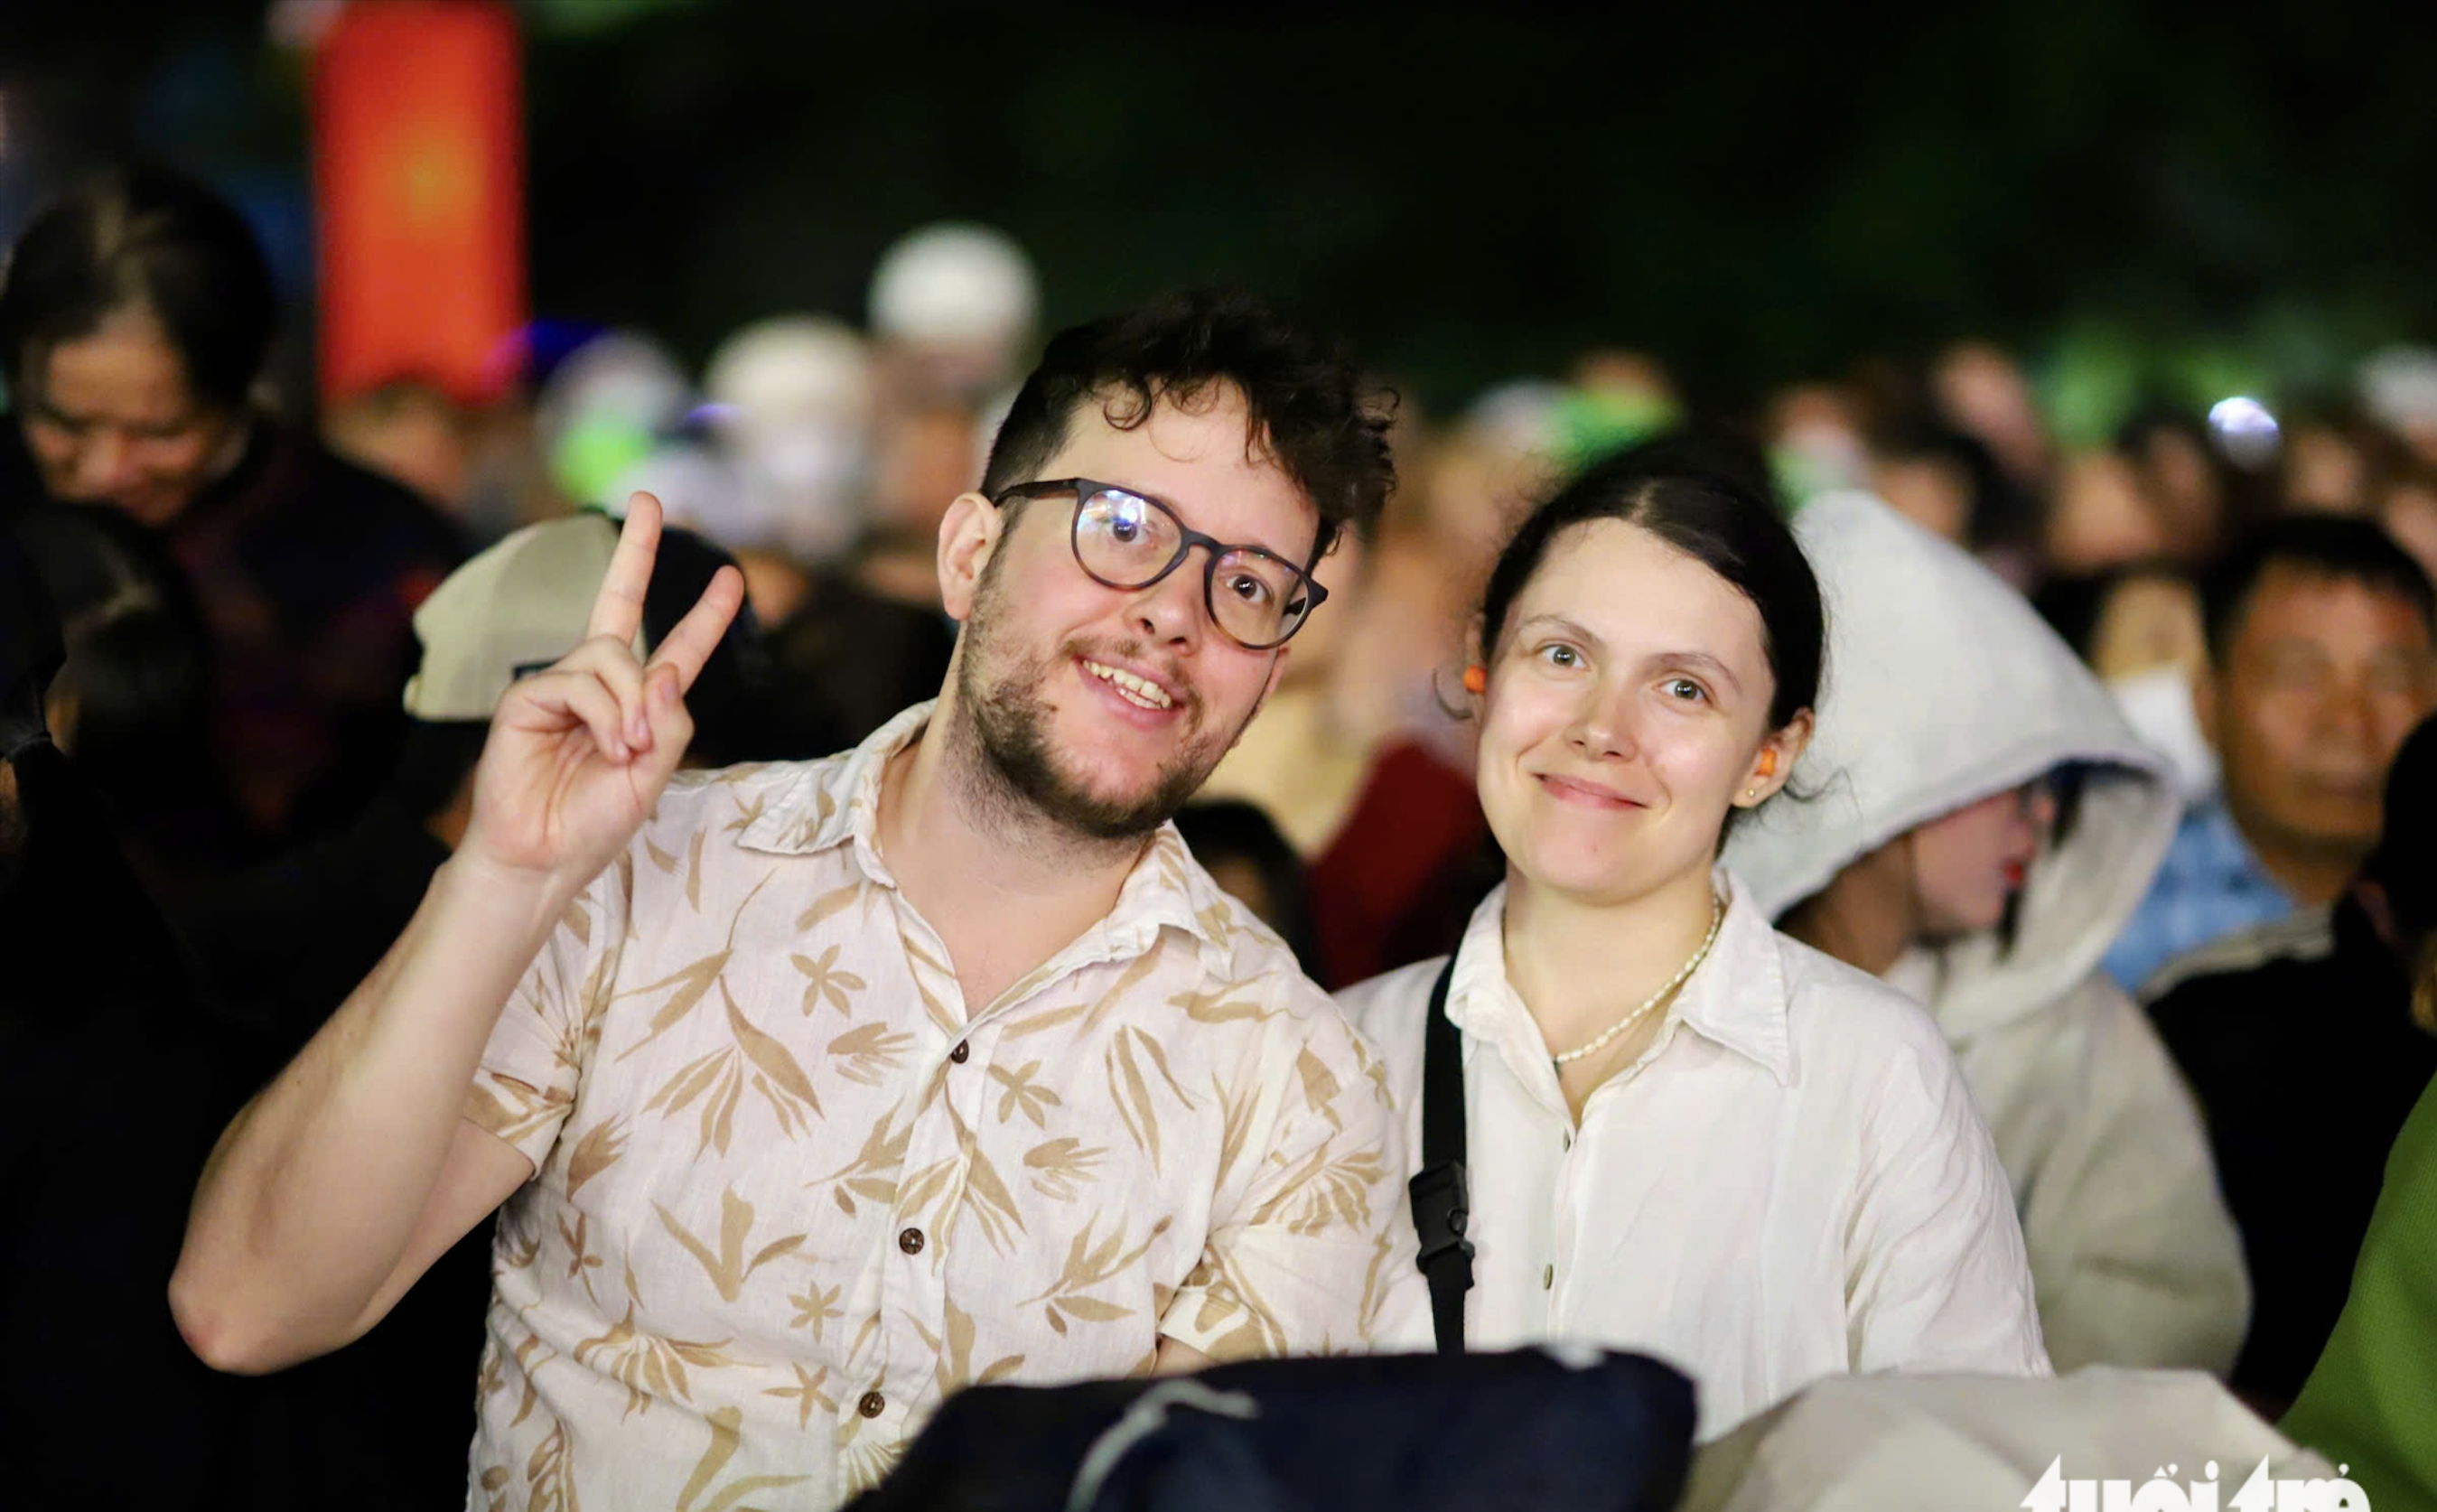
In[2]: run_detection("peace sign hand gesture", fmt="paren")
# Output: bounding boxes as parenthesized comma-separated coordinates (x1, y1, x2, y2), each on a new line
(458, 493, 746, 900)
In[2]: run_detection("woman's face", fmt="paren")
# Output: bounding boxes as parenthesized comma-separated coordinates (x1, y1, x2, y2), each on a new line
(1908, 779, 2055, 937)
(2089, 573, 2206, 684)
(19, 308, 242, 527)
(1474, 519, 1798, 905)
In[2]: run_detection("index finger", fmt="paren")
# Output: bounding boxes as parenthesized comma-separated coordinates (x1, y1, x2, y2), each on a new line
(587, 492, 665, 644)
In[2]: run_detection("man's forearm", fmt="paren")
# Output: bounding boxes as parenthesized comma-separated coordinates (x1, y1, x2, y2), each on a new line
(171, 854, 569, 1369)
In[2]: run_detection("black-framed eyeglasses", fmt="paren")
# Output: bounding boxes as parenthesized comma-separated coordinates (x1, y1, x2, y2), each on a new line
(991, 477, 1328, 650)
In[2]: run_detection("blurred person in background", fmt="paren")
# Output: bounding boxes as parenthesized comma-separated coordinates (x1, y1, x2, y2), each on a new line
(853, 396, 989, 609)
(2276, 400, 2421, 517)
(1341, 441, 2045, 1442)
(1766, 381, 1876, 505)
(2105, 516, 2437, 992)
(2142, 714, 2437, 1416)
(868, 221, 1041, 406)
(2035, 563, 2218, 806)
(1931, 340, 2056, 499)
(1731, 492, 2250, 1376)
(7, 495, 256, 886)
(2045, 446, 2175, 574)
(2118, 404, 2282, 568)
(323, 375, 477, 521)
(533, 329, 693, 517)
(0, 164, 466, 854)
(2280, 959, 2437, 1511)
(2358, 345, 2437, 471)
(0, 524, 247, 1503)
(686, 313, 878, 623)
(1865, 418, 2042, 588)
(848, 223, 1039, 611)
(2370, 454, 2437, 592)
(173, 505, 803, 1511)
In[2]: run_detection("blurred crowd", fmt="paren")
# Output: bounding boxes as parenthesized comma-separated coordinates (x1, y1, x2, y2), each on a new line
(7, 162, 2437, 1509)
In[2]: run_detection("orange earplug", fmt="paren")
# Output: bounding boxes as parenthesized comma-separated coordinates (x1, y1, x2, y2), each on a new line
(1757, 749, 1778, 779)
(1461, 665, 1488, 695)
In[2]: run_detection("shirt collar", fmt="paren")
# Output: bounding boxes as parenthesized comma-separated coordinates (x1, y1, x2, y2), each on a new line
(1444, 869, 1795, 1090)
(734, 699, 1233, 972)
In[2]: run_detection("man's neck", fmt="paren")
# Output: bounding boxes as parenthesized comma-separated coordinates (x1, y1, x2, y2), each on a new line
(875, 713, 1152, 1013)
(2230, 809, 2363, 908)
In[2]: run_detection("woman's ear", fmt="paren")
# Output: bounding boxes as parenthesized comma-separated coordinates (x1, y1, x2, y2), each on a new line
(936, 491, 1001, 623)
(1741, 709, 1815, 806)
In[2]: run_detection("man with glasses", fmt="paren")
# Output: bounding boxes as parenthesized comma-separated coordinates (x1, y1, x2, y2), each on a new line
(173, 289, 1415, 1511)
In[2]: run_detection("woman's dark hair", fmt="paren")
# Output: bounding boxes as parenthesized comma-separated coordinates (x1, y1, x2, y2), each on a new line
(1478, 432, 1825, 732)
(979, 286, 1396, 563)
(0, 163, 276, 412)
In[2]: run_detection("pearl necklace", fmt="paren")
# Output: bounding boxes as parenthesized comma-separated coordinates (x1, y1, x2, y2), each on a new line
(1550, 891, 1726, 1069)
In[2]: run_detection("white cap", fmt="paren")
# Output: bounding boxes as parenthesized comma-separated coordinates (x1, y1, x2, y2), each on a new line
(2360, 345, 2437, 437)
(868, 223, 1040, 348)
(402, 513, 640, 722)
(705, 315, 873, 435)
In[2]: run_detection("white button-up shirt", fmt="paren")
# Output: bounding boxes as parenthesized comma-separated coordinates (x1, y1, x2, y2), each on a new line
(1337, 875, 2049, 1441)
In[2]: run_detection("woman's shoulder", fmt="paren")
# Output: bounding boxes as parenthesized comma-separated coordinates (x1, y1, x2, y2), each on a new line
(1764, 927, 1962, 1069)
(1332, 954, 1452, 1046)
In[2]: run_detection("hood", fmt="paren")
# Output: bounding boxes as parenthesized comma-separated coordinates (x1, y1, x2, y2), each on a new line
(1723, 491, 2180, 1039)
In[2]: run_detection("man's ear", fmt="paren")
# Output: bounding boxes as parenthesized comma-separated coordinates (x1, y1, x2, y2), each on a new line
(937, 491, 1001, 623)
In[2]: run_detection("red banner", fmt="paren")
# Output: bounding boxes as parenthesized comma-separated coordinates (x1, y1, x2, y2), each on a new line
(313, 0, 525, 406)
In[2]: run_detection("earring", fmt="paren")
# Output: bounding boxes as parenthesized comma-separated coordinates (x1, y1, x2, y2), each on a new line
(1744, 787, 1759, 801)
(1461, 665, 1487, 695)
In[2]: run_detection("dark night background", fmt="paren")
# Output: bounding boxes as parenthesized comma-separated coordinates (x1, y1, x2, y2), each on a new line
(5, 0, 2433, 424)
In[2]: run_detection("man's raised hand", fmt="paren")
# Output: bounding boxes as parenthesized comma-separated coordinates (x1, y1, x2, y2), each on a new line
(458, 493, 745, 896)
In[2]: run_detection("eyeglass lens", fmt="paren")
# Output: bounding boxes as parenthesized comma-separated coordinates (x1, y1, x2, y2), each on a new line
(1073, 485, 1309, 647)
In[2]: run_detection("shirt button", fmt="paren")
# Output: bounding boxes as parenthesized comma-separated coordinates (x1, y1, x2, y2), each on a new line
(898, 1227, 925, 1255)
(949, 1041, 970, 1064)
(858, 1390, 886, 1419)
(1542, 1265, 1555, 1290)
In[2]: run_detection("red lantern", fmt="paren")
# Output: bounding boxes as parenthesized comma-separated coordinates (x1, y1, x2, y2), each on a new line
(313, 0, 525, 406)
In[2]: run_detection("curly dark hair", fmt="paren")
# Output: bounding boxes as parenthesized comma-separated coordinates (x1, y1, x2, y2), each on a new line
(978, 286, 1395, 564)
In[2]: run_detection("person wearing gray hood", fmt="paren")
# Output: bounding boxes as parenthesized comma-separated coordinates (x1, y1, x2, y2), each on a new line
(1723, 491, 2250, 1376)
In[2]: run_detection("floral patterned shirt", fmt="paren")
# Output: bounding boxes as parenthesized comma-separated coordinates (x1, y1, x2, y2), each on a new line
(463, 702, 1419, 1511)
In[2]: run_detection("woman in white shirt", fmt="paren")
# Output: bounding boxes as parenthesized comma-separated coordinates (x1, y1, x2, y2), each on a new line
(1337, 439, 2049, 1441)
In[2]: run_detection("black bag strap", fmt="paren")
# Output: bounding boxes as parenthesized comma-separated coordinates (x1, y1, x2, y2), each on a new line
(1406, 954, 1472, 1356)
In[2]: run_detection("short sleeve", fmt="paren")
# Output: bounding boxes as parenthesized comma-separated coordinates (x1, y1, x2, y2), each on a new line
(1159, 993, 1424, 1359)
(462, 851, 631, 1170)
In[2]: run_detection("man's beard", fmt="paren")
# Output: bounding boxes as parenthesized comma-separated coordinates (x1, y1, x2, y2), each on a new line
(953, 581, 1244, 844)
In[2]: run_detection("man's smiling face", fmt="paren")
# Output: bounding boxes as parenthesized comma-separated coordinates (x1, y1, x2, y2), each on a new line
(945, 383, 1319, 840)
